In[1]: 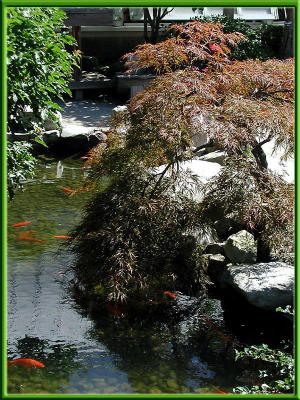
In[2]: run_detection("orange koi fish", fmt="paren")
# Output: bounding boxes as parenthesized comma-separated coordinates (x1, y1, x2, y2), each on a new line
(18, 231, 45, 243)
(7, 358, 45, 369)
(80, 156, 89, 160)
(19, 237, 45, 243)
(164, 291, 176, 299)
(12, 221, 32, 227)
(199, 315, 233, 346)
(18, 230, 36, 238)
(215, 388, 228, 395)
(54, 235, 72, 239)
(106, 303, 125, 318)
(62, 187, 75, 195)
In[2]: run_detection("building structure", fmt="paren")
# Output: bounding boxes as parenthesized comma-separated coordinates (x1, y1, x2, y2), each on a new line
(61, 7, 289, 99)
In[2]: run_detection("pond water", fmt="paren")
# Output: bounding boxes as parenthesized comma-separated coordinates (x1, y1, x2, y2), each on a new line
(6, 156, 291, 395)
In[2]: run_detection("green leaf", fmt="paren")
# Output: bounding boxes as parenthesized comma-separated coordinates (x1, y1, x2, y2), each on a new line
(34, 136, 48, 147)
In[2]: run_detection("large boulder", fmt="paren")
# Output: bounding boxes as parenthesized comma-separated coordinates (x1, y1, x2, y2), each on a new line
(221, 262, 294, 311)
(224, 230, 257, 263)
(214, 214, 245, 240)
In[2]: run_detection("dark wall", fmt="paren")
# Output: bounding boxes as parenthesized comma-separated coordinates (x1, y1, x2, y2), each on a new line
(81, 30, 145, 64)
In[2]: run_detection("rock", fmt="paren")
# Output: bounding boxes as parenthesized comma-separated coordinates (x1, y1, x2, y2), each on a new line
(207, 254, 227, 278)
(153, 159, 222, 198)
(198, 150, 226, 165)
(7, 132, 31, 142)
(111, 105, 129, 122)
(262, 138, 294, 184)
(224, 230, 257, 263)
(221, 262, 294, 311)
(205, 243, 225, 255)
(192, 229, 216, 247)
(7, 130, 60, 147)
(44, 111, 63, 131)
(86, 128, 107, 147)
(214, 214, 245, 239)
(42, 130, 60, 146)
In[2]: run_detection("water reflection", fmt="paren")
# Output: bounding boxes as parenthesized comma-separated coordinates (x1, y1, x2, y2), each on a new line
(70, 295, 240, 394)
(7, 156, 291, 395)
(8, 336, 82, 394)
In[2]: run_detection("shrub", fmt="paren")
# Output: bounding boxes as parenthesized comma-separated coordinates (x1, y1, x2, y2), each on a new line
(71, 165, 210, 303)
(6, 7, 80, 198)
(7, 7, 80, 134)
(233, 307, 294, 394)
(7, 142, 35, 201)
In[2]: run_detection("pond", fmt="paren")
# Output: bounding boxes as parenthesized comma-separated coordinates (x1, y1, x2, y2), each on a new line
(6, 156, 291, 395)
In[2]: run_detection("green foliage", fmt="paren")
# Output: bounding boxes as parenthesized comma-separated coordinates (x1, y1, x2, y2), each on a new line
(7, 142, 36, 200)
(6, 7, 80, 198)
(7, 7, 80, 133)
(276, 305, 293, 315)
(234, 307, 294, 394)
(234, 344, 294, 394)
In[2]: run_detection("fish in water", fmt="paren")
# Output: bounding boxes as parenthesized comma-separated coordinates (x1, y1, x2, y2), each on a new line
(18, 230, 36, 238)
(199, 315, 233, 346)
(215, 387, 228, 395)
(12, 221, 32, 227)
(7, 358, 45, 369)
(18, 231, 45, 243)
(54, 235, 72, 239)
(163, 291, 176, 299)
(61, 186, 75, 195)
(106, 303, 125, 318)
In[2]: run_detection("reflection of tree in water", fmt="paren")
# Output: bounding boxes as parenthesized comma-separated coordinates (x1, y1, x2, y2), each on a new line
(7, 336, 82, 394)
(75, 299, 239, 394)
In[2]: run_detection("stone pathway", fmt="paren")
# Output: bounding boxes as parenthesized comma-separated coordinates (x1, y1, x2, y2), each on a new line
(60, 99, 120, 137)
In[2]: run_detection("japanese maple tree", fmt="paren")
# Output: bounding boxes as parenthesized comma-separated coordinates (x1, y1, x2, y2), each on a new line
(71, 21, 294, 304)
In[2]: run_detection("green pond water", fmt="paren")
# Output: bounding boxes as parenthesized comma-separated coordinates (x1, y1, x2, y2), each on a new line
(7, 156, 285, 395)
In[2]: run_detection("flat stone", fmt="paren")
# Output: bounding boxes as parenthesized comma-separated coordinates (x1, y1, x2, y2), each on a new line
(221, 262, 294, 311)
(199, 150, 226, 165)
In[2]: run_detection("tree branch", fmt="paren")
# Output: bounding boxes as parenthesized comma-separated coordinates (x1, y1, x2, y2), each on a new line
(149, 162, 173, 198)
(161, 7, 174, 19)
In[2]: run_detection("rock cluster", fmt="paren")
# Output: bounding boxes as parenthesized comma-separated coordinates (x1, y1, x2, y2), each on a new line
(201, 229, 294, 312)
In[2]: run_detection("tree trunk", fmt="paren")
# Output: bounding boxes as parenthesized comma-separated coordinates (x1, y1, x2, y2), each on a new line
(257, 235, 271, 262)
(252, 144, 268, 170)
(143, 8, 150, 43)
(143, 7, 173, 44)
